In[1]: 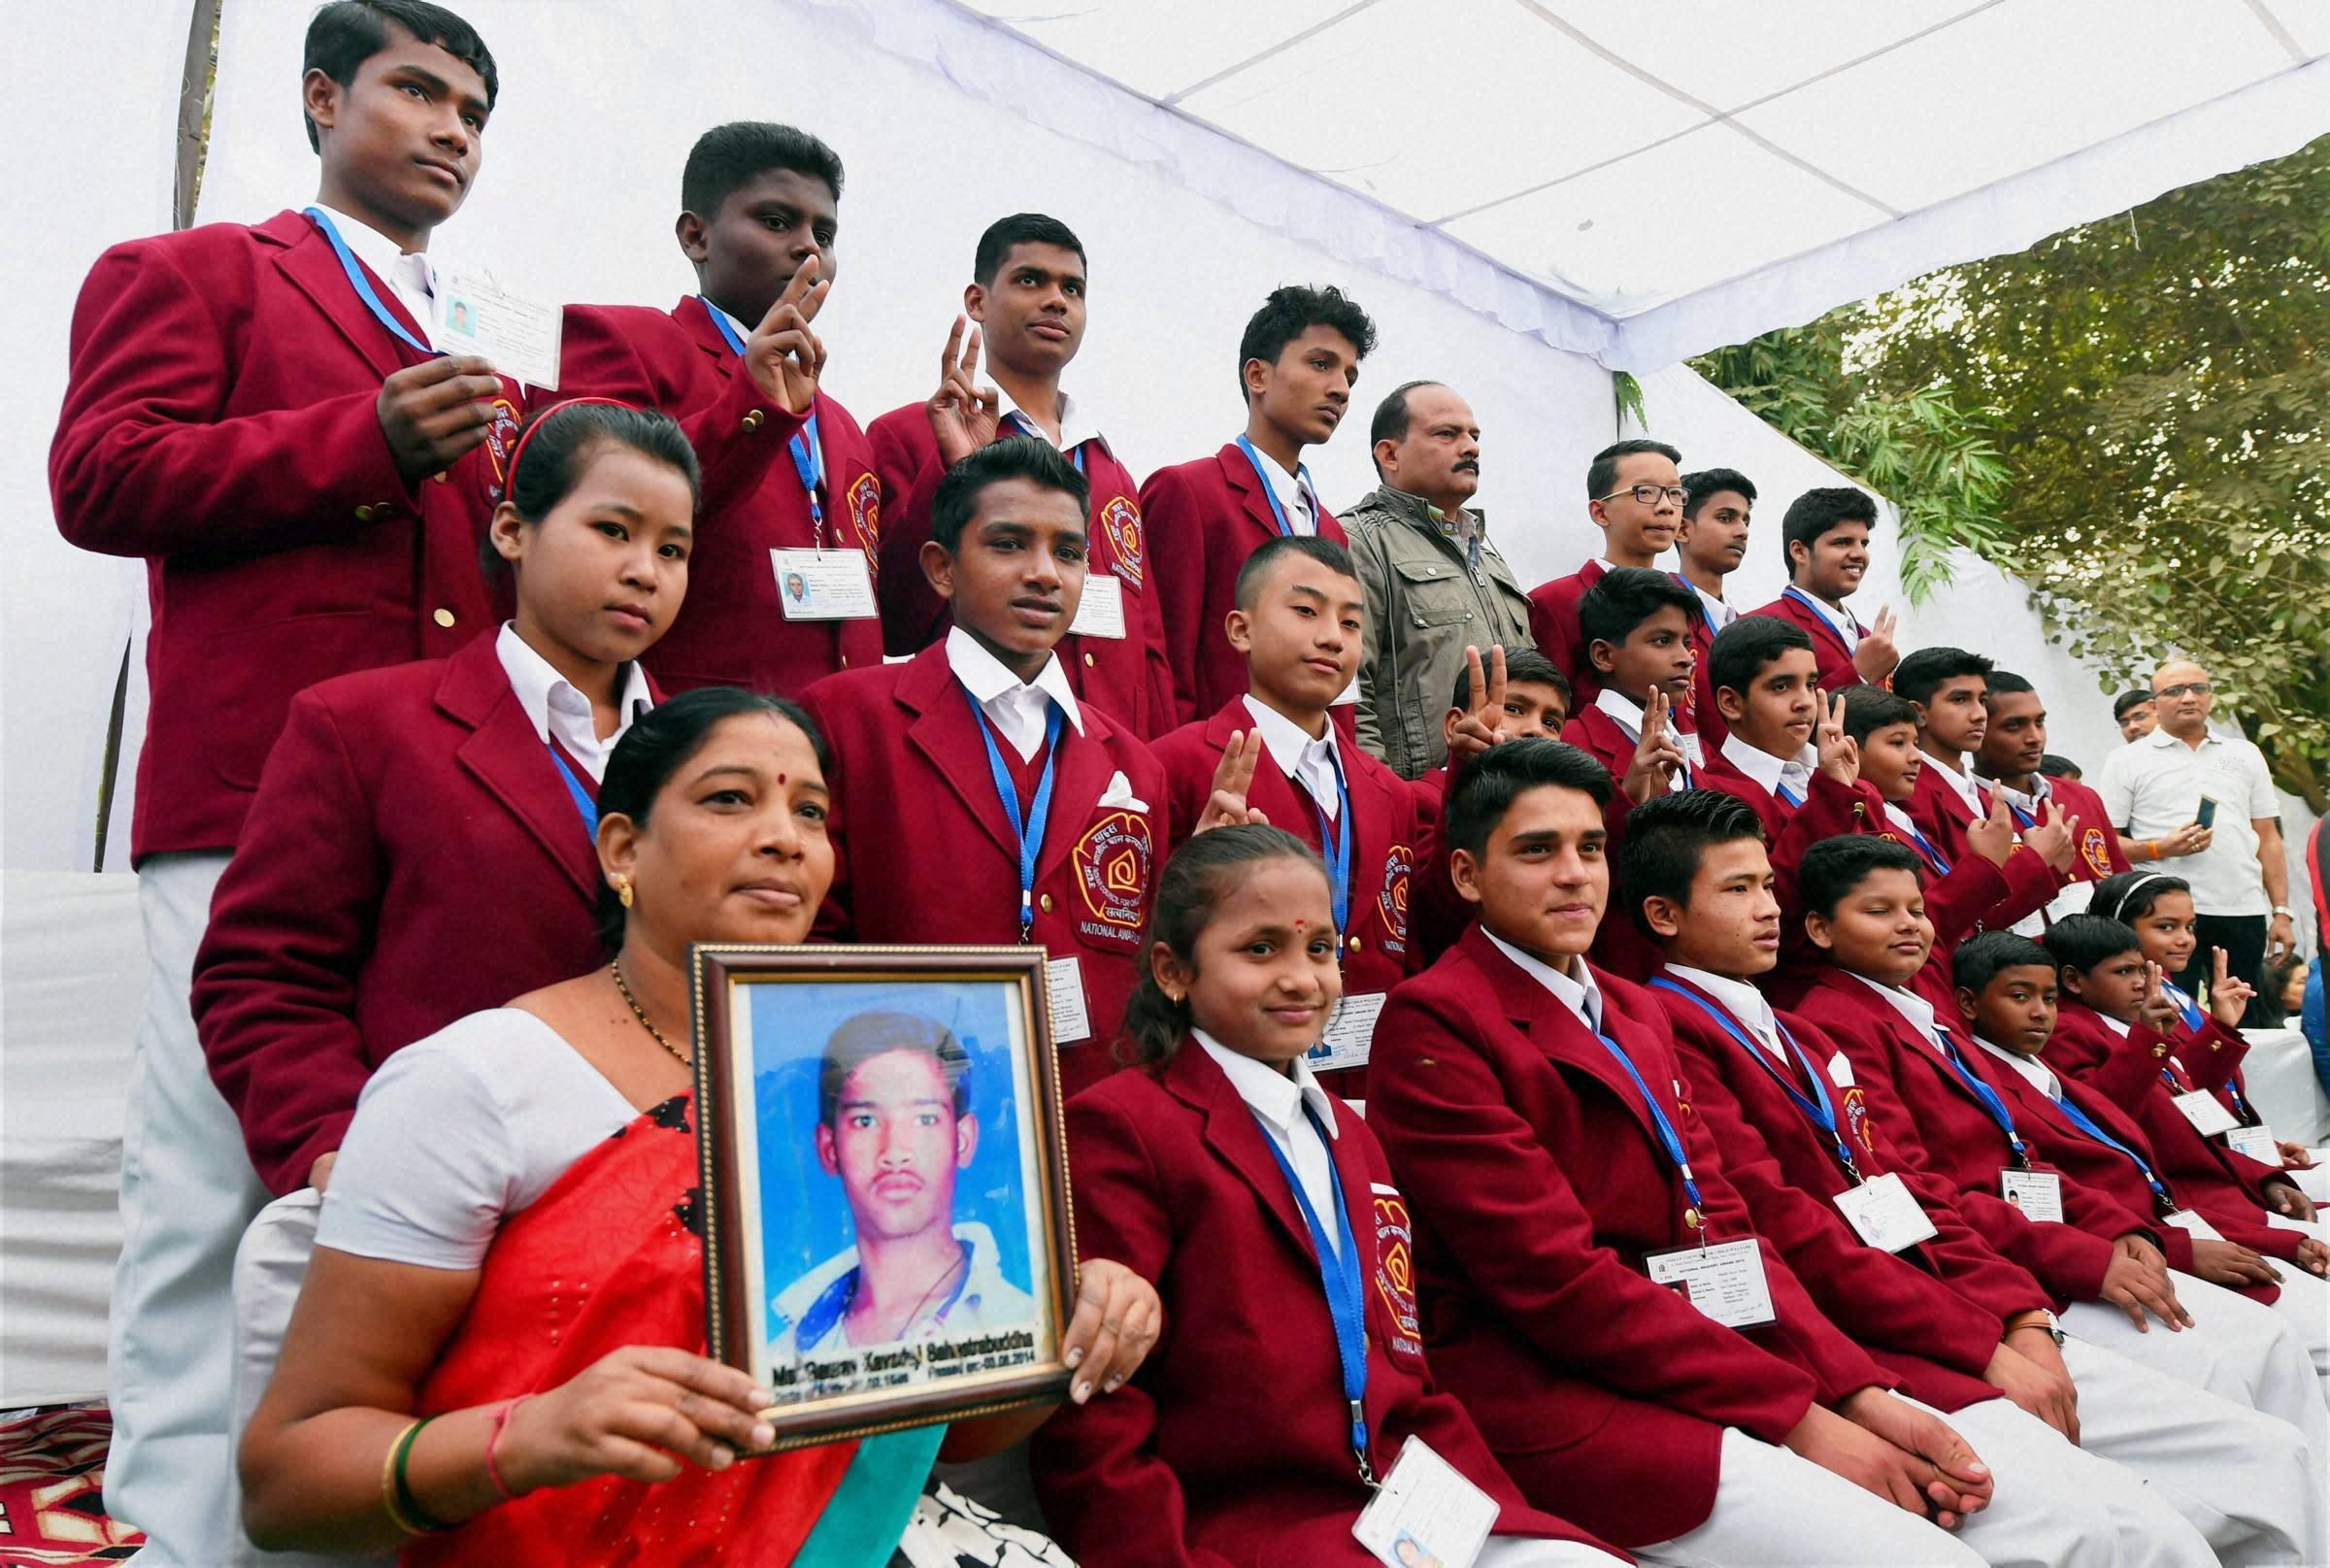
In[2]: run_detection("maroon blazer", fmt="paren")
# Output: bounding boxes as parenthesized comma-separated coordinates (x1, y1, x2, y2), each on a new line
(191, 633, 614, 1194)
(1679, 586, 1727, 749)
(1031, 1042, 1615, 1568)
(2048, 1002, 2302, 1258)
(1748, 589, 1867, 692)
(50, 211, 524, 859)
(1790, 969, 2203, 1305)
(558, 297, 881, 697)
(868, 409, 1174, 739)
(1558, 701, 1707, 793)
(1907, 765, 2063, 930)
(1651, 972, 2047, 1411)
(1139, 444, 1348, 728)
(801, 643, 1164, 1101)
(1524, 558, 1605, 704)
(1151, 698, 1416, 1000)
(1367, 931, 1895, 1547)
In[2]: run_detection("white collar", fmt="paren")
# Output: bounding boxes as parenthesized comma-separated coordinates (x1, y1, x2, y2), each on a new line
(1242, 693, 1339, 778)
(1882, 799, 1929, 842)
(1664, 964, 1782, 1054)
(1796, 587, 1861, 645)
(1195, 1030, 1338, 1142)
(1973, 1033, 2057, 1096)
(1684, 576, 1734, 626)
(945, 626, 1084, 735)
(1849, 970, 1942, 1038)
(314, 202, 430, 283)
(998, 384, 1103, 454)
(494, 622, 652, 747)
(1922, 751, 1984, 815)
(1719, 731, 1813, 796)
(2143, 725, 2218, 752)
(2095, 1010, 2133, 1038)
(1994, 773, 2050, 814)
(1250, 443, 1317, 519)
(1483, 929, 1604, 1034)
(1593, 686, 1648, 737)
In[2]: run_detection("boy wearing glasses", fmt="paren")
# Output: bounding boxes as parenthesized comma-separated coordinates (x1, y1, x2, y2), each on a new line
(2096, 659, 2295, 1018)
(1527, 439, 1687, 707)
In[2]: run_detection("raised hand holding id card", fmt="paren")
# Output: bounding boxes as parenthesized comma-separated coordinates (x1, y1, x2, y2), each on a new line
(434, 266, 562, 389)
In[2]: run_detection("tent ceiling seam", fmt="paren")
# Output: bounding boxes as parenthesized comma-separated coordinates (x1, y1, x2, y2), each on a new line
(1159, 0, 1387, 105)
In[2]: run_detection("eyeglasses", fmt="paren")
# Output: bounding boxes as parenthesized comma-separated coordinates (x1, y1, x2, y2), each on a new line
(1595, 484, 1688, 509)
(2155, 682, 2213, 698)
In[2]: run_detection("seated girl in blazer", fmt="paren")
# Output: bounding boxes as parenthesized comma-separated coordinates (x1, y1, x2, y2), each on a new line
(1032, 823, 1623, 1568)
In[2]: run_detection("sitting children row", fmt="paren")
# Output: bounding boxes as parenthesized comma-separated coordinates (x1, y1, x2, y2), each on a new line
(215, 409, 2328, 1564)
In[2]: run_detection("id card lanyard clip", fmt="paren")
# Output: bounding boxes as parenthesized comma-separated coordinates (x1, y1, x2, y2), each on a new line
(1255, 1106, 1376, 1485)
(965, 692, 1064, 941)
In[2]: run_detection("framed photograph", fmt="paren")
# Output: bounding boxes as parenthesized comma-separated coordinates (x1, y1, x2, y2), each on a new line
(692, 944, 1077, 1451)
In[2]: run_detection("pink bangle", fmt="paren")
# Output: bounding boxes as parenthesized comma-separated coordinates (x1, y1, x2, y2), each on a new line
(485, 1395, 533, 1502)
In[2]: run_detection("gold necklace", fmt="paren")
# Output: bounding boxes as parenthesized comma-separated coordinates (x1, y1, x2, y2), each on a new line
(610, 958, 691, 1067)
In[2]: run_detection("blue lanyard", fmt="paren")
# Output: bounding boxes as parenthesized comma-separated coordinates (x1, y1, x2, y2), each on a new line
(1925, 1023, 2033, 1168)
(546, 746, 599, 839)
(1307, 751, 1354, 936)
(1235, 435, 1315, 537)
(2008, 799, 2038, 830)
(304, 208, 438, 358)
(1651, 979, 1861, 1184)
(1776, 780, 1806, 808)
(1005, 412, 1087, 475)
(2159, 980, 2208, 1035)
(965, 691, 1063, 940)
(2047, 1085, 2173, 1213)
(1589, 1020, 1709, 1231)
(700, 296, 827, 544)
(1253, 1105, 1372, 1477)
(1898, 818, 1951, 875)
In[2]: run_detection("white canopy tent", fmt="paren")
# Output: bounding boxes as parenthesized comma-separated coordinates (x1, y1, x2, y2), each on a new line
(6, 0, 2328, 1400)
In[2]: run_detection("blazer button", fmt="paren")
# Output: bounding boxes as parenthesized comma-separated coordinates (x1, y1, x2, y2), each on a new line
(1039, 893, 1054, 914)
(742, 409, 765, 432)
(354, 504, 375, 522)
(1348, 934, 1364, 952)
(432, 471, 449, 484)
(1082, 651, 1095, 666)
(432, 608, 456, 629)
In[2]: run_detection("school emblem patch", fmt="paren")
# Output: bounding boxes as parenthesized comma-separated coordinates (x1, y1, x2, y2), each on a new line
(2080, 825, 2113, 878)
(1377, 843, 1413, 954)
(1098, 496, 1145, 590)
(1072, 809, 1151, 949)
(1370, 1185, 1424, 1360)
(1842, 1085, 1876, 1153)
(846, 471, 882, 564)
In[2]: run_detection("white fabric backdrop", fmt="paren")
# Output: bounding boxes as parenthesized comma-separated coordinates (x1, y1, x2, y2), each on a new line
(1, 3, 187, 874)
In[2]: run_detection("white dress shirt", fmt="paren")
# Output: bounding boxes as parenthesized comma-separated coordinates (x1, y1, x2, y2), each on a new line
(315, 202, 436, 346)
(1196, 1030, 1344, 1255)
(1252, 446, 1320, 536)
(1594, 687, 1703, 785)
(1973, 1034, 2060, 1097)
(1665, 964, 1786, 1062)
(1243, 694, 1344, 819)
(1719, 731, 1814, 805)
(1685, 577, 1737, 631)
(947, 626, 1084, 761)
(1798, 589, 1863, 651)
(1849, 971, 1947, 1043)
(1922, 751, 1986, 820)
(1484, 929, 1606, 1036)
(999, 384, 1105, 455)
(494, 623, 653, 783)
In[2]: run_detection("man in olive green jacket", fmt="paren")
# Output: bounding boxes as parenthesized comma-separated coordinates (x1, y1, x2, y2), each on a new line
(1342, 381, 1537, 779)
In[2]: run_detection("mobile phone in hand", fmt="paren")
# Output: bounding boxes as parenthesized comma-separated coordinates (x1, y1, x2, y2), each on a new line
(2195, 795, 2218, 831)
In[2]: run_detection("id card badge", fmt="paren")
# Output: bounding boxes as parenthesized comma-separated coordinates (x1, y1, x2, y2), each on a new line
(1067, 573, 1127, 639)
(1351, 1436, 1497, 1568)
(2163, 1209, 2226, 1242)
(1833, 1172, 1940, 1253)
(2000, 1169, 2064, 1222)
(2172, 1088, 2242, 1137)
(2224, 1123, 2280, 1164)
(1308, 992, 1387, 1074)
(434, 266, 562, 388)
(770, 549, 878, 621)
(1045, 956, 1092, 1045)
(1645, 1237, 1778, 1329)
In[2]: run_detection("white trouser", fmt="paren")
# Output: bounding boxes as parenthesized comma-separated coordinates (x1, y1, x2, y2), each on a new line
(2290, 1158, 2330, 1205)
(1636, 1425, 1986, 1568)
(2062, 1333, 2324, 1565)
(2059, 1269, 2329, 1454)
(1923, 1394, 2213, 1568)
(106, 851, 270, 1566)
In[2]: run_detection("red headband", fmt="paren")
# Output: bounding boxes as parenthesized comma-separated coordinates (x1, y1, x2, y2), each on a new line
(506, 396, 639, 494)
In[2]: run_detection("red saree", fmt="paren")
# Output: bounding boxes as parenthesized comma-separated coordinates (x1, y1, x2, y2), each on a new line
(406, 1095, 856, 1566)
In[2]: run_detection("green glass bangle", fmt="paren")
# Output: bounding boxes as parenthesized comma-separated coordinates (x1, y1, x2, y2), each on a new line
(391, 1415, 459, 1534)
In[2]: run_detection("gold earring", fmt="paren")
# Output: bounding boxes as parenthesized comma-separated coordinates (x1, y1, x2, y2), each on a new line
(613, 875, 634, 909)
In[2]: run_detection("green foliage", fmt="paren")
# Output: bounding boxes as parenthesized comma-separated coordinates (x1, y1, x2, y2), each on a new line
(1695, 134, 2330, 807)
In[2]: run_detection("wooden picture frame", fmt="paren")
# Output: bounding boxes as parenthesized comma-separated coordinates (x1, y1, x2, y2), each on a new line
(692, 943, 1077, 1452)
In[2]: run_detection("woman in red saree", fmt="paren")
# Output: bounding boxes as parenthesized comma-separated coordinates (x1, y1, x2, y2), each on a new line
(237, 687, 1159, 1562)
